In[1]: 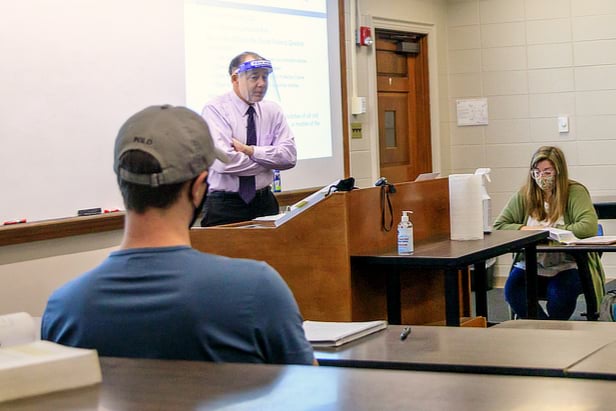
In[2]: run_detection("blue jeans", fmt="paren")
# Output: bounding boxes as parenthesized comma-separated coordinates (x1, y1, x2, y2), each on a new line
(504, 267, 583, 320)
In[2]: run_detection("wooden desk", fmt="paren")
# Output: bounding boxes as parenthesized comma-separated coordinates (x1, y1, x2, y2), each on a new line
(352, 230, 548, 325)
(314, 325, 616, 377)
(6, 357, 616, 410)
(191, 179, 456, 324)
(567, 341, 616, 380)
(537, 243, 616, 320)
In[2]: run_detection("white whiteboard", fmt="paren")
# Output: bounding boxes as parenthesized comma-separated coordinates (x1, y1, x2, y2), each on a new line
(0, 0, 343, 223)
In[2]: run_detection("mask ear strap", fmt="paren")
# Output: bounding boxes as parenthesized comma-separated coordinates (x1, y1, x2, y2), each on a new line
(189, 177, 208, 228)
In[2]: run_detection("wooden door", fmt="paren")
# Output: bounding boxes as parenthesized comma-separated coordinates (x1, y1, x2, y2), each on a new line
(376, 31, 432, 183)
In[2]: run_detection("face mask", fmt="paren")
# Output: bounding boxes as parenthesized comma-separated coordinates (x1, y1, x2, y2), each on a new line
(188, 180, 208, 228)
(535, 175, 555, 192)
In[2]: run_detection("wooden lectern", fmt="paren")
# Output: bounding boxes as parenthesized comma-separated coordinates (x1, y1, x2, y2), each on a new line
(190, 178, 464, 324)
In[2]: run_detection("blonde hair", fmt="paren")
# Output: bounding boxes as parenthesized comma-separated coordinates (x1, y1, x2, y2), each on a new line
(522, 146, 570, 224)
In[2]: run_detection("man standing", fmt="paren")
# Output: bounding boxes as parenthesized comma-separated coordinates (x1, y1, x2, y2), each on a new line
(200, 51, 297, 226)
(42, 105, 314, 365)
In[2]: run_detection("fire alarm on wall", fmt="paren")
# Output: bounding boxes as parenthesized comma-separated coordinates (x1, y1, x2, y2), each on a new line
(358, 26, 373, 46)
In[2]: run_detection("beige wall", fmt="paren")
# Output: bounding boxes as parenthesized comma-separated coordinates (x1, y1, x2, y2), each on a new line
(444, 0, 616, 279)
(346, 0, 616, 280)
(0, 232, 121, 316)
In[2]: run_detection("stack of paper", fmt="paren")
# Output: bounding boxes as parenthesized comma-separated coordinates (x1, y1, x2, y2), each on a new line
(567, 236, 616, 245)
(0, 312, 37, 347)
(303, 320, 387, 347)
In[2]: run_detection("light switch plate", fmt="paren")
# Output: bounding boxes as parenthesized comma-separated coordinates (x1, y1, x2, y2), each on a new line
(351, 122, 362, 139)
(558, 116, 569, 133)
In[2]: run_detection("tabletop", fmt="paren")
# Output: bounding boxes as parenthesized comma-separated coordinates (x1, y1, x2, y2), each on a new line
(5, 356, 616, 410)
(351, 230, 548, 267)
(567, 341, 616, 380)
(492, 319, 616, 332)
(313, 325, 616, 377)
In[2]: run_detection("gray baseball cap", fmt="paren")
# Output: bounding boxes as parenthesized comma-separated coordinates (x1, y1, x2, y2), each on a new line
(114, 105, 228, 186)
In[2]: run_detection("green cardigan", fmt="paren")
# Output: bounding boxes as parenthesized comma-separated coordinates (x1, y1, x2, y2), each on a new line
(493, 182, 605, 308)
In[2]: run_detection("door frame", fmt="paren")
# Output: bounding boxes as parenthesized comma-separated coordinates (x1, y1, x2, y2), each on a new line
(365, 16, 442, 183)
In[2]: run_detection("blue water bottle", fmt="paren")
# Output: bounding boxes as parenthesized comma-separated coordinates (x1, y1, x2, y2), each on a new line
(273, 169, 282, 192)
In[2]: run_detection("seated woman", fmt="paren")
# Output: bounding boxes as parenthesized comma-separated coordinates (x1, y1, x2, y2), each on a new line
(493, 146, 605, 319)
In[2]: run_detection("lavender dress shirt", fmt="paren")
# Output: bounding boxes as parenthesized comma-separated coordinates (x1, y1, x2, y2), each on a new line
(201, 91, 297, 193)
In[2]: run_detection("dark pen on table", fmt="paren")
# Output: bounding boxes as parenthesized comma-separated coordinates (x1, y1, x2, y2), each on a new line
(400, 326, 411, 341)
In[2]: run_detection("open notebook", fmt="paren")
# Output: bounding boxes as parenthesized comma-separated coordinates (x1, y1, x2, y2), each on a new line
(303, 320, 387, 348)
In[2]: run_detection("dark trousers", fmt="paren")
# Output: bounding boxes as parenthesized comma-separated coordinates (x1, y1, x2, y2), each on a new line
(504, 267, 583, 320)
(200, 186, 279, 227)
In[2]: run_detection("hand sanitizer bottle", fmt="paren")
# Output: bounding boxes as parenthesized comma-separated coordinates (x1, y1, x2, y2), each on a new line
(273, 169, 282, 192)
(397, 210, 414, 255)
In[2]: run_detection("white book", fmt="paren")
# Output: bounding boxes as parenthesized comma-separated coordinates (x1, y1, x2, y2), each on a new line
(303, 320, 387, 348)
(546, 227, 579, 244)
(0, 312, 101, 403)
(544, 228, 616, 245)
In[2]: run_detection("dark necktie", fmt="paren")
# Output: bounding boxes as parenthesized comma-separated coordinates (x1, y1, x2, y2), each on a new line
(239, 106, 256, 203)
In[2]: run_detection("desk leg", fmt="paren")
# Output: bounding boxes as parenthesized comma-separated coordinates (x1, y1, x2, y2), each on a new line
(571, 252, 598, 321)
(473, 261, 488, 320)
(386, 270, 402, 325)
(445, 268, 461, 326)
(524, 244, 538, 319)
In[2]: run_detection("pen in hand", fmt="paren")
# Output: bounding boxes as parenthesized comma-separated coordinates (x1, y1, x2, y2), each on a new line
(400, 326, 411, 341)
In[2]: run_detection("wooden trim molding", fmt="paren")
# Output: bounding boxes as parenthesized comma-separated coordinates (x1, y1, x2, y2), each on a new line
(0, 213, 125, 247)
(0, 188, 321, 247)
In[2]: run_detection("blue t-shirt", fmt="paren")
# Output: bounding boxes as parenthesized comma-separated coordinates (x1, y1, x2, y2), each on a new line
(41, 246, 314, 365)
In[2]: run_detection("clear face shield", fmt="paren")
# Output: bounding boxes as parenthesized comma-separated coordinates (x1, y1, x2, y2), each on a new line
(234, 59, 279, 104)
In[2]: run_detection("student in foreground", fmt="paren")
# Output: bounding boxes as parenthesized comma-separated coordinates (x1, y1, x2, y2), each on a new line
(494, 145, 605, 320)
(41, 105, 315, 364)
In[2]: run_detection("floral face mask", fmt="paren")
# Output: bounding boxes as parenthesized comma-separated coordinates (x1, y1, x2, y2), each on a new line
(535, 175, 555, 192)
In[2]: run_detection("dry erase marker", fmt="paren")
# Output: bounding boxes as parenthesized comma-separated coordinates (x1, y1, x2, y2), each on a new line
(400, 326, 411, 341)
(3, 219, 27, 225)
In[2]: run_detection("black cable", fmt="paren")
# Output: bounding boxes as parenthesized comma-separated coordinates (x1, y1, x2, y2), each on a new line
(381, 184, 394, 232)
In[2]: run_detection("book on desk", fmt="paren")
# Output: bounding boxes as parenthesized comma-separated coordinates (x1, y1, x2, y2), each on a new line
(546, 228, 616, 245)
(0, 312, 101, 403)
(303, 320, 388, 347)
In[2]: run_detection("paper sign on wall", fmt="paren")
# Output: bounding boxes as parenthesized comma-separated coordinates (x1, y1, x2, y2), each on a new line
(456, 98, 488, 126)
